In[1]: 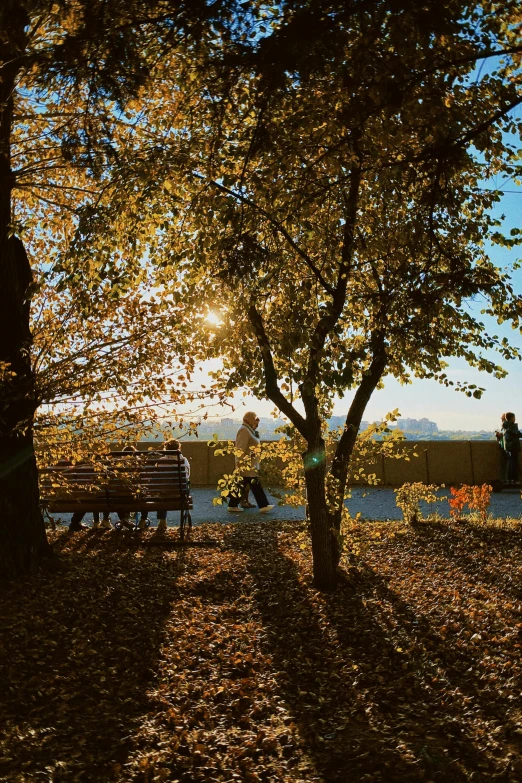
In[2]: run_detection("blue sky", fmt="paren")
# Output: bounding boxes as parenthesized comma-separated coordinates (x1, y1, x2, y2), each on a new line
(358, 187, 522, 431)
(223, 361, 521, 431)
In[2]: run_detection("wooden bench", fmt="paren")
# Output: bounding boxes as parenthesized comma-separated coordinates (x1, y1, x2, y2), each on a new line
(39, 450, 193, 538)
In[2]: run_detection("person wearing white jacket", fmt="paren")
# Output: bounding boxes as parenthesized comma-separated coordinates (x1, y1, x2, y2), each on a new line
(227, 412, 274, 514)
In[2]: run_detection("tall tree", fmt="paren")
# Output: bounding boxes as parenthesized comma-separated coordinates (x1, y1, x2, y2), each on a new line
(0, 2, 49, 578)
(96, 0, 522, 588)
(0, 0, 236, 579)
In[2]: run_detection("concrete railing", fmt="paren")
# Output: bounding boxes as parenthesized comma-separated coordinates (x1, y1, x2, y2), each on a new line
(131, 440, 503, 487)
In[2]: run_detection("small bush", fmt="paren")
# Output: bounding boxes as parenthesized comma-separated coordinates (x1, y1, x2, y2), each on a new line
(395, 482, 440, 524)
(449, 484, 492, 523)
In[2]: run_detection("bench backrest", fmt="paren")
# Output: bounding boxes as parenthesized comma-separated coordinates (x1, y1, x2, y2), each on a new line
(40, 450, 189, 504)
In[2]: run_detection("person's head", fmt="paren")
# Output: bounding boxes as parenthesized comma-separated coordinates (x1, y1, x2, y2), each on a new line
(506, 412, 516, 422)
(164, 439, 180, 451)
(243, 411, 260, 429)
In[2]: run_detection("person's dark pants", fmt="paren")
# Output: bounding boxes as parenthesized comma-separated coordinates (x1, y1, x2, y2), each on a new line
(69, 511, 110, 530)
(499, 447, 508, 482)
(506, 449, 519, 482)
(228, 477, 269, 509)
(70, 511, 87, 530)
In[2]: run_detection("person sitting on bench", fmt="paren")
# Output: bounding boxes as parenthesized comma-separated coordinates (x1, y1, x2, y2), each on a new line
(156, 439, 190, 533)
(70, 510, 112, 532)
(119, 445, 149, 530)
(66, 461, 114, 532)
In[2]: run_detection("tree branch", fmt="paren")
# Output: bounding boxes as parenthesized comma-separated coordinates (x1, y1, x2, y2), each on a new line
(418, 96, 522, 163)
(418, 44, 522, 78)
(330, 332, 388, 490)
(192, 171, 335, 295)
(304, 159, 362, 384)
(247, 302, 309, 438)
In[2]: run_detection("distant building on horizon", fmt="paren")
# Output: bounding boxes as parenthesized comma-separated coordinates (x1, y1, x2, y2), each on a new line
(328, 416, 440, 435)
(397, 417, 438, 434)
(135, 413, 505, 443)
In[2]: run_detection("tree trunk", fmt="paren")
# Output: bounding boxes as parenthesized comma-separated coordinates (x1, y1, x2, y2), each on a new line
(0, 4, 51, 580)
(327, 344, 388, 567)
(303, 440, 339, 590)
(0, 426, 49, 581)
(0, 238, 50, 582)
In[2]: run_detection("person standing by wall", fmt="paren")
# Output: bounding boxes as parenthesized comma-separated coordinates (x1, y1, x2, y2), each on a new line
(228, 412, 274, 514)
(495, 413, 508, 483)
(500, 412, 522, 484)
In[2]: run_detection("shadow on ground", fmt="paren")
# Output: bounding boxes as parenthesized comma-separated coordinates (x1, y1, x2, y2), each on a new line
(223, 520, 522, 782)
(1, 521, 520, 782)
(0, 532, 188, 781)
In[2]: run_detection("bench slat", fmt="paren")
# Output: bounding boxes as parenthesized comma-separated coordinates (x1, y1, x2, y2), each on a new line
(40, 451, 192, 518)
(40, 480, 187, 487)
(44, 490, 190, 496)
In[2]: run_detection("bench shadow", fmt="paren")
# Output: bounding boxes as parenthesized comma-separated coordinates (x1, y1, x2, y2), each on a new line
(224, 523, 515, 782)
(0, 532, 186, 781)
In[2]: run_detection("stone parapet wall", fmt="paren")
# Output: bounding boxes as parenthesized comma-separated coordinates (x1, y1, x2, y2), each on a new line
(364, 440, 502, 487)
(130, 440, 502, 487)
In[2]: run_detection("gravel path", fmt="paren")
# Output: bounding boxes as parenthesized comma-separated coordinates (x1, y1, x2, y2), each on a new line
(51, 485, 522, 528)
(187, 486, 522, 522)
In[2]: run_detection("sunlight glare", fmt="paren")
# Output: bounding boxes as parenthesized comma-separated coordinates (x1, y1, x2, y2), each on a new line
(205, 311, 222, 326)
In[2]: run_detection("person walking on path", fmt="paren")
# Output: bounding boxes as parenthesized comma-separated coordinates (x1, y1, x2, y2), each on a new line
(499, 412, 522, 484)
(239, 424, 260, 508)
(228, 412, 274, 514)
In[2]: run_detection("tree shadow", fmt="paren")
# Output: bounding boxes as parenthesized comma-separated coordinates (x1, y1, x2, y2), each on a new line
(224, 523, 516, 782)
(0, 531, 187, 781)
(1, 522, 518, 782)
(410, 518, 522, 600)
(327, 561, 521, 779)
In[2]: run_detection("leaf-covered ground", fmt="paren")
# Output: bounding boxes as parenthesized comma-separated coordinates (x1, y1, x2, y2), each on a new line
(1, 518, 522, 782)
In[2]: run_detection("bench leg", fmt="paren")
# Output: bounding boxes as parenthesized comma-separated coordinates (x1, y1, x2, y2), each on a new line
(179, 507, 191, 541)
